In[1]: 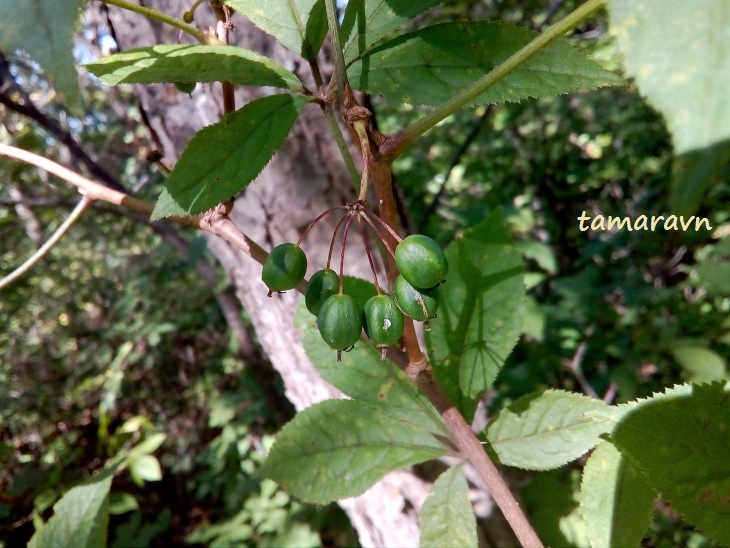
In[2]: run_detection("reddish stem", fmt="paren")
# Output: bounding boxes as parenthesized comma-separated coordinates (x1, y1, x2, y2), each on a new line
(359, 211, 396, 258)
(327, 213, 349, 270)
(338, 214, 355, 294)
(362, 208, 403, 243)
(297, 205, 348, 247)
(357, 216, 381, 295)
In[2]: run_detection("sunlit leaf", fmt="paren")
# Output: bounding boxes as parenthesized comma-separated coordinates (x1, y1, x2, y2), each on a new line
(261, 399, 448, 503)
(580, 442, 655, 548)
(340, 0, 441, 62)
(225, 0, 327, 60)
(151, 93, 309, 219)
(85, 45, 302, 91)
(485, 389, 612, 470)
(348, 21, 622, 106)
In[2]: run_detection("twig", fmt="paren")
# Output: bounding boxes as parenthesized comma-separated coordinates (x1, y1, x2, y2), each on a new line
(562, 341, 599, 399)
(0, 197, 93, 290)
(323, 0, 348, 99)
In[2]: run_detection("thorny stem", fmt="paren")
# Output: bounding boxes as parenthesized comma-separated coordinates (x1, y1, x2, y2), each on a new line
(101, 0, 217, 45)
(327, 213, 349, 270)
(338, 214, 355, 294)
(357, 216, 381, 294)
(0, 197, 93, 290)
(297, 205, 348, 247)
(378, 0, 607, 162)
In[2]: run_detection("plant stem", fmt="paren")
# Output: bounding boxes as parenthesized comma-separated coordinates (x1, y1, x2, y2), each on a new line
(322, 103, 360, 189)
(324, 0, 348, 98)
(327, 213, 349, 270)
(0, 197, 93, 290)
(101, 0, 216, 45)
(358, 216, 381, 294)
(378, 0, 607, 162)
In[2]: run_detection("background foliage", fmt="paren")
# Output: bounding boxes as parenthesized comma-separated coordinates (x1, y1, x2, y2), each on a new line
(1, 0, 728, 546)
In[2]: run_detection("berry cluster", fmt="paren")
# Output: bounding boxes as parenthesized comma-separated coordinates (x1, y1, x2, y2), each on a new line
(261, 200, 448, 361)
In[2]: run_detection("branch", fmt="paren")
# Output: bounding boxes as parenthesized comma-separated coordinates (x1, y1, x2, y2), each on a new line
(0, 197, 93, 290)
(324, 0, 348, 99)
(378, 0, 607, 162)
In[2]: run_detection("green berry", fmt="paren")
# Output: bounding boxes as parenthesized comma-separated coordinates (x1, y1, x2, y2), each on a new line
(395, 234, 448, 289)
(393, 275, 439, 321)
(182, 10, 194, 23)
(305, 268, 339, 315)
(364, 295, 404, 359)
(318, 294, 363, 360)
(174, 81, 196, 94)
(262, 243, 307, 296)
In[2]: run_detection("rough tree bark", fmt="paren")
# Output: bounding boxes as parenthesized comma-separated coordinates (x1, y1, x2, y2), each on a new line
(101, 1, 432, 545)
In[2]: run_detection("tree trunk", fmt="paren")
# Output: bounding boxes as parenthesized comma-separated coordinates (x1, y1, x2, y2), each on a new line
(102, 2, 429, 545)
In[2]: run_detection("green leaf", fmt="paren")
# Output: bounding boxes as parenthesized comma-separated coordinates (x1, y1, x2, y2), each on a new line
(0, 0, 84, 111)
(29, 473, 112, 548)
(607, 0, 730, 215)
(580, 442, 656, 548)
(612, 382, 730, 544)
(151, 93, 309, 219)
(261, 399, 448, 504)
(608, 0, 730, 155)
(340, 0, 442, 62)
(85, 45, 302, 91)
(129, 455, 163, 483)
(295, 295, 448, 437)
(224, 0, 327, 60)
(419, 465, 477, 548)
(670, 343, 727, 383)
(425, 212, 525, 419)
(108, 492, 139, 516)
(348, 21, 622, 106)
(484, 390, 613, 471)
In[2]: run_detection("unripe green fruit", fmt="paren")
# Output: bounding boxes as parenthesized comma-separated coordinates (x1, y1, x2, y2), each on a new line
(364, 295, 404, 358)
(305, 268, 339, 315)
(182, 10, 194, 23)
(318, 294, 362, 359)
(395, 234, 448, 289)
(262, 243, 307, 295)
(393, 276, 439, 321)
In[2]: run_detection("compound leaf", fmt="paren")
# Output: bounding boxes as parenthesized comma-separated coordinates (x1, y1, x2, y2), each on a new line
(151, 93, 309, 220)
(612, 381, 730, 544)
(484, 389, 613, 470)
(225, 0, 327, 60)
(29, 472, 112, 548)
(341, 0, 442, 62)
(419, 464, 477, 548)
(580, 442, 656, 548)
(0, 0, 85, 111)
(348, 21, 622, 106)
(426, 212, 524, 420)
(85, 45, 302, 91)
(261, 399, 448, 504)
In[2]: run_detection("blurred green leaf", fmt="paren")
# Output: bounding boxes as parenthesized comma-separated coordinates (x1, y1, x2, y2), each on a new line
(341, 0, 442, 62)
(348, 21, 622, 106)
(419, 465, 477, 548)
(426, 212, 525, 419)
(612, 381, 730, 544)
(607, 0, 730, 215)
(151, 94, 309, 219)
(29, 473, 112, 548)
(261, 399, 447, 503)
(108, 492, 139, 516)
(580, 442, 655, 548)
(224, 0, 327, 59)
(0, 0, 84, 111)
(85, 45, 302, 91)
(484, 389, 612, 470)
(670, 344, 727, 383)
(129, 455, 163, 483)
